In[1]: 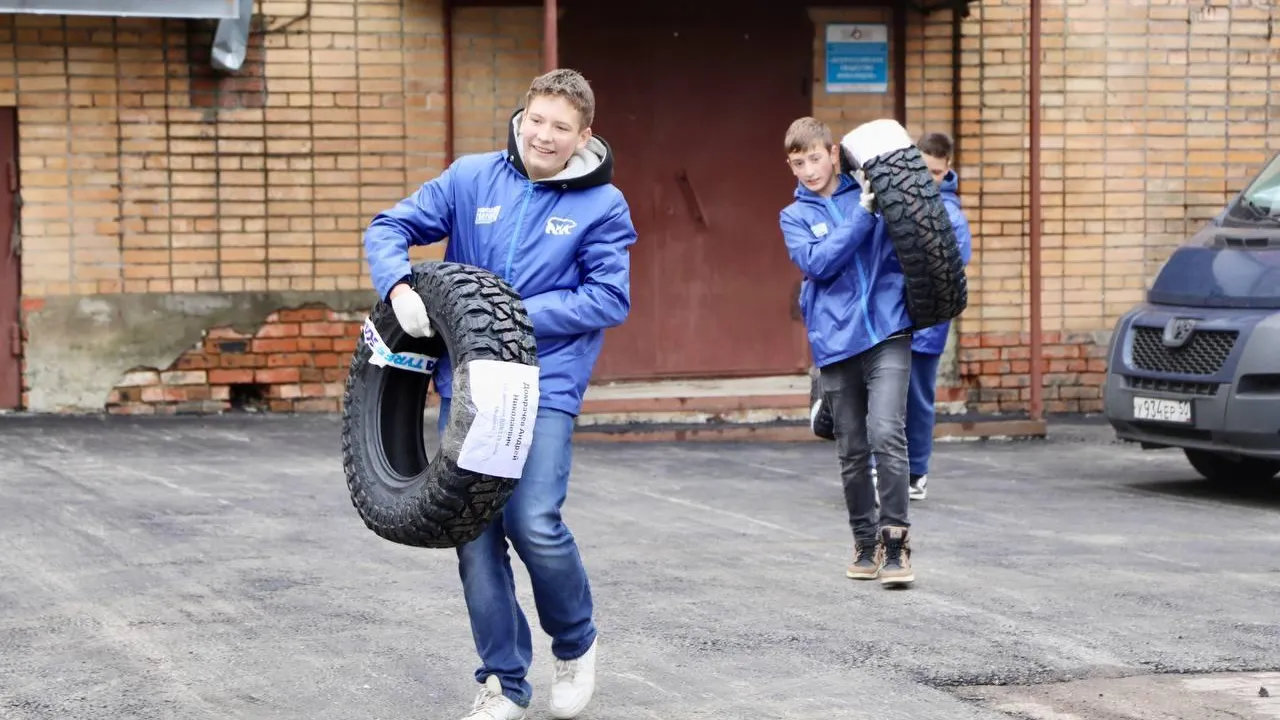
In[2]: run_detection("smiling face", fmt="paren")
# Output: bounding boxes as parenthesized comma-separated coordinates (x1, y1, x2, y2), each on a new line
(787, 141, 841, 197)
(519, 93, 592, 181)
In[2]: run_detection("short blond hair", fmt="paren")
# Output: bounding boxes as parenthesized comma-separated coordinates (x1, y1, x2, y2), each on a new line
(785, 117, 833, 154)
(525, 68, 595, 129)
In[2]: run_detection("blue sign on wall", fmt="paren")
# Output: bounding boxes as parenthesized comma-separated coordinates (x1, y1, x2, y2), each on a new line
(825, 23, 889, 94)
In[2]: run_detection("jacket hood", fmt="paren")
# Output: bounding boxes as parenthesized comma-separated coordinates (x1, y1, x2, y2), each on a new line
(793, 172, 859, 203)
(506, 107, 615, 190)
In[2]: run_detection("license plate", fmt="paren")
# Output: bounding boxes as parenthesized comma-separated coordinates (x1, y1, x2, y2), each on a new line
(1133, 396, 1193, 424)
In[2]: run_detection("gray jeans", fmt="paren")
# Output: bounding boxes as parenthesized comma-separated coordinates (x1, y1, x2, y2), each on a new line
(818, 334, 912, 544)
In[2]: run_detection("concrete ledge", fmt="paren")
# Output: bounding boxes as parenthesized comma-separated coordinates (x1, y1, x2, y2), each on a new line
(574, 418, 1049, 443)
(579, 392, 809, 415)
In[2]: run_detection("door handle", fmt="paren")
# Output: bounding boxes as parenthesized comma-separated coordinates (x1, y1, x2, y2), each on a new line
(676, 168, 710, 229)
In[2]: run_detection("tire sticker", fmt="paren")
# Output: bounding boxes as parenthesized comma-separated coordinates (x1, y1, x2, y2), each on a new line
(457, 359, 540, 479)
(362, 317, 438, 375)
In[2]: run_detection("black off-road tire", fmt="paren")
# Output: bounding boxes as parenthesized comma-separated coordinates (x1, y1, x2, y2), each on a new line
(341, 261, 539, 549)
(845, 120, 968, 331)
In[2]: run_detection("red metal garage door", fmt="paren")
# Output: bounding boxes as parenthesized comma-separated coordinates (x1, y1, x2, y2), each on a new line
(562, 1, 814, 381)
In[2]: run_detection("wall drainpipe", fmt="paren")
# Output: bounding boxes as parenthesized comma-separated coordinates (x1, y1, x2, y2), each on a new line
(1028, 0, 1043, 422)
(443, 0, 454, 164)
(543, 0, 558, 72)
(951, 3, 962, 170)
(893, 5, 907, 124)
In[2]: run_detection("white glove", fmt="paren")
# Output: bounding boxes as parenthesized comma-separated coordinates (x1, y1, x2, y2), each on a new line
(391, 289, 434, 338)
(853, 169, 876, 214)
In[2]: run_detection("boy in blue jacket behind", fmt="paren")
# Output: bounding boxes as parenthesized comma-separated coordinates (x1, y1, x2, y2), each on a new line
(363, 69, 636, 720)
(906, 132, 973, 501)
(779, 116, 916, 588)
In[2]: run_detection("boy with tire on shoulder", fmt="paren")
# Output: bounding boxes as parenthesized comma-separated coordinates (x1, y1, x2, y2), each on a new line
(362, 69, 637, 720)
(779, 116, 916, 588)
(906, 132, 973, 501)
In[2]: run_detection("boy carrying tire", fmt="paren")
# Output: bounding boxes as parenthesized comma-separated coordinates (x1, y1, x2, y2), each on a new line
(362, 69, 637, 720)
(779, 116, 916, 588)
(906, 132, 973, 501)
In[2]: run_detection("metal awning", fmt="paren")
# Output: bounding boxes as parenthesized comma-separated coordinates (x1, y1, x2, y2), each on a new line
(0, 0, 238, 19)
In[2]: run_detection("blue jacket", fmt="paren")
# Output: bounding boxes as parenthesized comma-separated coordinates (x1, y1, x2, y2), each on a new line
(363, 110, 637, 416)
(780, 173, 913, 368)
(911, 170, 973, 355)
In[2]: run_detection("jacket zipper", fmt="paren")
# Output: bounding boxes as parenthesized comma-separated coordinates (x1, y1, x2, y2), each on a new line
(505, 182, 534, 282)
(822, 196, 877, 343)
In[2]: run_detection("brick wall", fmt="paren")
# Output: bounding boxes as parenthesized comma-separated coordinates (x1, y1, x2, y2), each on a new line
(2, 1, 550, 412)
(950, 0, 1280, 415)
(107, 307, 361, 415)
(5, 3, 448, 300)
(808, 6, 899, 135)
(10, 1, 1278, 416)
(451, 7, 542, 156)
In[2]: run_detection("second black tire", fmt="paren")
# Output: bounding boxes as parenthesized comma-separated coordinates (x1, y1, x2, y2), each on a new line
(341, 261, 539, 549)
(845, 120, 968, 331)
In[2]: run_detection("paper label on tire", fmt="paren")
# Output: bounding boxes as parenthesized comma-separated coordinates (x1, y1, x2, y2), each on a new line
(362, 317, 438, 375)
(457, 359, 540, 479)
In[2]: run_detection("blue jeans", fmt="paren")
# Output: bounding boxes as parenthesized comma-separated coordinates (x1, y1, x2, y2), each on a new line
(437, 398, 597, 708)
(905, 350, 942, 477)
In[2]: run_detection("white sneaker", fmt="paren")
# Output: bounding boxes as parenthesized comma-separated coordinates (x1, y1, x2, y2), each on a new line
(909, 474, 928, 501)
(460, 676, 526, 720)
(548, 639, 597, 719)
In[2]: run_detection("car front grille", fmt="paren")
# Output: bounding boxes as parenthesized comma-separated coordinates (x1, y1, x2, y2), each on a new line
(1130, 326, 1237, 376)
(1124, 375, 1219, 396)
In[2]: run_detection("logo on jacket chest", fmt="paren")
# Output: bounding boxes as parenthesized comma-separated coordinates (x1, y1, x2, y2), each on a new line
(475, 206, 501, 225)
(810, 222, 829, 237)
(545, 217, 577, 236)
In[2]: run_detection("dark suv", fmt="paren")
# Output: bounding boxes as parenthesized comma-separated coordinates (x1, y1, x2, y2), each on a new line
(1104, 152, 1280, 483)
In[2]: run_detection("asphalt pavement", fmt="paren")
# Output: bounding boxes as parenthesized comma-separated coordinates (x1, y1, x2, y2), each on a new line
(0, 414, 1277, 720)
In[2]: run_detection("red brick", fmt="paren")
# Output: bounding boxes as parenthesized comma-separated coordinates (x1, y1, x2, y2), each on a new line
(257, 323, 301, 338)
(276, 307, 334, 322)
(257, 368, 301, 384)
(209, 369, 255, 384)
(983, 333, 1023, 348)
(298, 337, 334, 351)
(980, 361, 1010, 375)
(160, 370, 207, 386)
(300, 322, 349, 337)
(252, 338, 300, 353)
(267, 352, 315, 368)
(1042, 344, 1080, 359)
(299, 368, 326, 383)
(206, 327, 248, 340)
(295, 398, 340, 412)
(220, 354, 266, 369)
